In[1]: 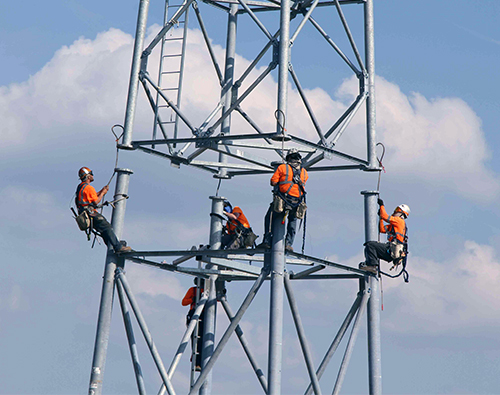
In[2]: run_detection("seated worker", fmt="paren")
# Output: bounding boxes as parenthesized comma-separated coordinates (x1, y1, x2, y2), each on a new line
(221, 200, 256, 249)
(75, 167, 132, 253)
(182, 278, 206, 371)
(258, 149, 308, 252)
(360, 198, 410, 273)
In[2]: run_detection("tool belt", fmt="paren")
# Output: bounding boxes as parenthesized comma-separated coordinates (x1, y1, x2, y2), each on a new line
(273, 193, 307, 219)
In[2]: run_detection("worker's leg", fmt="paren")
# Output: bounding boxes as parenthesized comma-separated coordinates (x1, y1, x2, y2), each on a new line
(91, 213, 122, 252)
(221, 233, 233, 249)
(285, 207, 298, 247)
(364, 241, 392, 266)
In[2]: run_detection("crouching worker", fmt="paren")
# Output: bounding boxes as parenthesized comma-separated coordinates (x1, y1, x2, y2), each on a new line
(360, 198, 410, 273)
(182, 278, 205, 371)
(75, 167, 132, 253)
(258, 149, 308, 252)
(221, 200, 258, 249)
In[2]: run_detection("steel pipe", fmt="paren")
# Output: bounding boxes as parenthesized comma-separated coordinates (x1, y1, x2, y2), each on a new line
(116, 269, 176, 395)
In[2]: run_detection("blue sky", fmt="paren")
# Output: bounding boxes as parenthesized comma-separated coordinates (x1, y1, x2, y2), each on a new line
(1, 0, 500, 394)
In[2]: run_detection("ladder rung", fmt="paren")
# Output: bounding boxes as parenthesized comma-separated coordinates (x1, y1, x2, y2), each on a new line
(161, 88, 179, 91)
(161, 71, 181, 75)
(158, 105, 171, 108)
(163, 37, 184, 42)
(163, 54, 182, 58)
(160, 121, 176, 125)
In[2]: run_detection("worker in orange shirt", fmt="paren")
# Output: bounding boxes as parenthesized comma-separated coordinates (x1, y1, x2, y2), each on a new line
(221, 200, 255, 249)
(75, 167, 132, 253)
(182, 278, 205, 371)
(360, 198, 410, 273)
(258, 149, 308, 252)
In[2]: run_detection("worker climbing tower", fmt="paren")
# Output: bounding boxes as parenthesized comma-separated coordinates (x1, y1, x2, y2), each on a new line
(88, 0, 385, 394)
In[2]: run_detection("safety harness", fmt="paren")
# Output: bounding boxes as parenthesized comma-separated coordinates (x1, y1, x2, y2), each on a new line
(276, 164, 306, 205)
(273, 163, 308, 253)
(380, 226, 410, 283)
(223, 218, 258, 249)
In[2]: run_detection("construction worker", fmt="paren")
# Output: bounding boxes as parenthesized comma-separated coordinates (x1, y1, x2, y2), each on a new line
(182, 278, 205, 371)
(75, 167, 132, 253)
(359, 198, 410, 273)
(221, 200, 256, 249)
(258, 149, 308, 252)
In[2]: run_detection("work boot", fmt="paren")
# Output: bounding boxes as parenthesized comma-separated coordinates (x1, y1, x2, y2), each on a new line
(285, 244, 294, 253)
(359, 262, 377, 274)
(256, 240, 271, 249)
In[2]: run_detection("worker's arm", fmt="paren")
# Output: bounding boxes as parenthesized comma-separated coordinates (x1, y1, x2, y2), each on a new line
(223, 211, 240, 222)
(181, 287, 195, 306)
(94, 185, 109, 204)
(270, 165, 283, 186)
(379, 218, 387, 234)
(379, 205, 391, 223)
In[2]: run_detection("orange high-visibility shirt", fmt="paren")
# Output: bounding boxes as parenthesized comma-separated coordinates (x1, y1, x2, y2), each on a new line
(182, 287, 204, 310)
(379, 205, 406, 243)
(271, 164, 308, 198)
(227, 206, 250, 234)
(76, 182, 98, 209)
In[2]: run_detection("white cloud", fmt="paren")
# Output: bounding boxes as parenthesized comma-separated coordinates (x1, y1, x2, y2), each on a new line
(126, 265, 185, 301)
(382, 240, 500, 334)
(338, 76, 500, 201)
(2, 26, 497, 204)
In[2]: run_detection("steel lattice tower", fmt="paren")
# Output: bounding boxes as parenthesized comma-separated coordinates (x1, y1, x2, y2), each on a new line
(88, 0, 384, 394)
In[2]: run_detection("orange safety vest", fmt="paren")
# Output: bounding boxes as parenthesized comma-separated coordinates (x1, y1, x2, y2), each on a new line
(75, 182, 98, 213)
(271, 163, 308, 199)
(227, 206, 250, 234)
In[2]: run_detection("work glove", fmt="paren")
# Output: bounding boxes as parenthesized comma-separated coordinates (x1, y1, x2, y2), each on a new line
(377, 198, 384, 206)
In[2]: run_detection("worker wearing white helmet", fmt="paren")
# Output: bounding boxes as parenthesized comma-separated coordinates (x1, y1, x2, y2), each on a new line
(360, 198, 410, 273)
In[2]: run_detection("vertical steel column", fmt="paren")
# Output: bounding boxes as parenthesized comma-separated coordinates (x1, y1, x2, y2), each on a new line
(200, 196, 224, 395)
(268, 212, 286, 394)
(362, 190, 382, 395)
(122, 0, 150, 147)
(284, 274, 322, 395)
(116, 279, 146, 395)
(88, 168, 133, 395)
(276, 0, 291, 135)
(217, 3, 238, 179)
(364, 0, 377, 169)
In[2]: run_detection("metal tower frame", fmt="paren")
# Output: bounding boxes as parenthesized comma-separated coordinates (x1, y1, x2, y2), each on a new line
(88, 0, 384, 394)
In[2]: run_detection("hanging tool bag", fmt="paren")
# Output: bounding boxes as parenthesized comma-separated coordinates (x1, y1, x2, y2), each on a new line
(232, 225, 258, 248)
(389, 240, 405, 260)
(71, 206, 92, 232)
(76, 211, 91, 231)
(242, 228, 258, 248)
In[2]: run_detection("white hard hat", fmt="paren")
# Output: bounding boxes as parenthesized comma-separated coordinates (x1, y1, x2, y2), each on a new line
(397, 204, 410, 218)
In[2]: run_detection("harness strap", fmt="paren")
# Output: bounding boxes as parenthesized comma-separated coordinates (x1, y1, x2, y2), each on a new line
(75, 183, 93, 211)
(277, 164, 305, 199)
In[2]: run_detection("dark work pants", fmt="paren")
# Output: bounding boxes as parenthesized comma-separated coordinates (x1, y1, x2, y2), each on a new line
(221, 233, 243, 250)
(364, 241, 393, 267)
(263, 203, 298, 247)
(91, 213, 121, 252)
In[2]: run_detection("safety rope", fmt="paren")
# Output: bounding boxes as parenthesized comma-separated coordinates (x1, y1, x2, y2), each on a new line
(215, 178, 222, 196)
(274, 109, 286, 160)
(376, 142, 386, 192)
(301, 208, 307, 255)
(376, 142, 386, 243)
